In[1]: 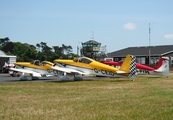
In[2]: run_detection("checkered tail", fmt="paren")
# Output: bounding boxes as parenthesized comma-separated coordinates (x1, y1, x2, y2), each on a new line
(128, 55, 136, 79)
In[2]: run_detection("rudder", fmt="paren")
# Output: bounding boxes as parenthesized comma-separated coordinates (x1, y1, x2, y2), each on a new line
(128, 55, 136, 79)
(119, 54, 136, 79)
(155, 57, 169, 77)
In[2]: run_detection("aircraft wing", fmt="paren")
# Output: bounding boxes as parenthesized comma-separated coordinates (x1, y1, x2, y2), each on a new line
(9, 68, 42, 77)
(51, 66, 86, 75)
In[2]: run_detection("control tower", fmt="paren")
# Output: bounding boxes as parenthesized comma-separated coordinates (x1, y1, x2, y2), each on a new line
(80, 40, 101, 59)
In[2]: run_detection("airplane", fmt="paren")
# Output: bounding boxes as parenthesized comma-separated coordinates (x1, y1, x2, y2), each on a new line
(101, 57, 169, 77)
(51, 54, 137, 80)
(9, 60, 59, 80)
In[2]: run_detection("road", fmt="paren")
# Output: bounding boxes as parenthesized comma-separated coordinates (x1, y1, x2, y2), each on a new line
(0, 73, 103, 83)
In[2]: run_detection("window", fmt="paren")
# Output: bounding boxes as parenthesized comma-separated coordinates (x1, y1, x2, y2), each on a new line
(136, 57, 145, 64)
(34, 60, 40, 66)
(171, 57, 173, 64)
(79, 58, 92, 64)
(150, 57, 159, 64)
(30, 60, 34, 64)
(73, 58, 78, 62)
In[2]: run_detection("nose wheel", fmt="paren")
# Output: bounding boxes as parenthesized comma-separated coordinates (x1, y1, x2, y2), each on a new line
(19, 73, 28, 80)
(73, 73, 83, 81)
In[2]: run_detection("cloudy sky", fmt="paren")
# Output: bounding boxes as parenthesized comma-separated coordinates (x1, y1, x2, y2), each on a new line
(0, 0, 173, 53)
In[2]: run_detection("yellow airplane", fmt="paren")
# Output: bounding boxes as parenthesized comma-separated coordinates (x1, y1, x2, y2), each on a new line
(51, 54, 137, 80)
(9, 60, 59, 80)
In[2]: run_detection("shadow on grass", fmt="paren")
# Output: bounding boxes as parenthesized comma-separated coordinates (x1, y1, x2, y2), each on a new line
(109, 79, 134, 82)
(147, 76, 162, 78)
(2, 78, 56, 83)
(1, 75, 134, 83)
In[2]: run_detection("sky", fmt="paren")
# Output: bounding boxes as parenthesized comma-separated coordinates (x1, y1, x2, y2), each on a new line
(0, 0, 173, 54)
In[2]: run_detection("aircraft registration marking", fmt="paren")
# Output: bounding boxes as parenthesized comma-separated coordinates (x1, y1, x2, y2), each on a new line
(136, 69, 150, 74)
(93, 68, 114, 76)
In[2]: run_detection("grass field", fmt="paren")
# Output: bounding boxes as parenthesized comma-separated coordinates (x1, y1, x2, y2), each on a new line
(0, 73, 173, 120)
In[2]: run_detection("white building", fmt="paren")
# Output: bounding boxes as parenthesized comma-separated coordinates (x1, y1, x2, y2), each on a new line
(0, 50, 16, 73)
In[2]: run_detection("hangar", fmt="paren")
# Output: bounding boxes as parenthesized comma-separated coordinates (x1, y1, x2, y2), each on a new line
(107, 45, 173, 68)
(0, 50, 16, 73)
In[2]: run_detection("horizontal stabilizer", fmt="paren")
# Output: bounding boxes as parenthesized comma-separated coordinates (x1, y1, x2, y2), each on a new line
(116, 70, 127, 74)
(153, 70, 162, 73)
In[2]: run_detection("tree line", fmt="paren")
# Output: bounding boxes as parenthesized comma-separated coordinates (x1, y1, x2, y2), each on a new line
(0, 37, 78, 62)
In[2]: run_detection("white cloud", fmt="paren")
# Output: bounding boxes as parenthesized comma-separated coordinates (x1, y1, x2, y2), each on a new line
(123, 23, 137, 30)
(164, 34, 173, 39)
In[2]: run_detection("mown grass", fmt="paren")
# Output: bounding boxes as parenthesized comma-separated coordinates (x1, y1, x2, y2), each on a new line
(0, 73, 173, 120)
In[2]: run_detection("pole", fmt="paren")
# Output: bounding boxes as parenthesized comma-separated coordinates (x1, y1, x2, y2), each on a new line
(149, 23, 151, 65)
(90, 31, 94, 40)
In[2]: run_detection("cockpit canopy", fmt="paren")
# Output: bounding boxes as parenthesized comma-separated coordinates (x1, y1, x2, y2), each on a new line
(30, 60, 53, 66)
(30, 60, 40, 66)
(41, 61, 53, 66)
(73, 57, 92, 64)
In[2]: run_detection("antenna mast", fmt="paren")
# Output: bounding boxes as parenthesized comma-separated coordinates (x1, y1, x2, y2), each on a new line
(90, 31, 94, 40)
(149, 23, 151, 65)
(149, 23, 151, 46)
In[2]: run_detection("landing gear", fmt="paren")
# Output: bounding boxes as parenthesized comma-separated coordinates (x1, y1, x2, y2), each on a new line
(60, 72, 69, 81)
(31, 76, 39, 80)
(73, 73, 83, 81)
(59, 73, 83, 81)
(19, 73, 28, 80)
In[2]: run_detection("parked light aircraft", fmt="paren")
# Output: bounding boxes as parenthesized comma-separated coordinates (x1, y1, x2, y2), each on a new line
(9, 60, 59, 80)
(101, 57, 169, 77)
(51, 54, 137, 80)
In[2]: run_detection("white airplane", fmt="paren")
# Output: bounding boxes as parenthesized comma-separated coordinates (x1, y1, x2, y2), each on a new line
(9, 60, 59, 80)
(51, 54, 137, 80)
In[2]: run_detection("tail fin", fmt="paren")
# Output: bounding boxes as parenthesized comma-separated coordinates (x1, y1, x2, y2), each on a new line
(118, 54, 136, 79)
(155, 57, 168, 69)
(154, 57, 169, 77)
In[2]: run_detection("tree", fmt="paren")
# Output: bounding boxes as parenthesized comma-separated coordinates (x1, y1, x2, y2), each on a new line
(0, 37, 10, 46)
(61, 44, 73, 59)
(52, 46, 63, 58)
(2, 42, 38, 61)
(0, 42, 14, 53)
(36, 43, 41, 51)
(42, 42, 52, 59)
(0, 40, 78, 62)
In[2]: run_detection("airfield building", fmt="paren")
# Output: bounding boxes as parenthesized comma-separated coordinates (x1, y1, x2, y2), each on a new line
(106, 45, 173, 68)
(0, 50, 16, 73)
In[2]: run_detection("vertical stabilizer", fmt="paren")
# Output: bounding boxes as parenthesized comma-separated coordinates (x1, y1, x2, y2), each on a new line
(119, 54, 136, 78)
(154, 57, 169, 77)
